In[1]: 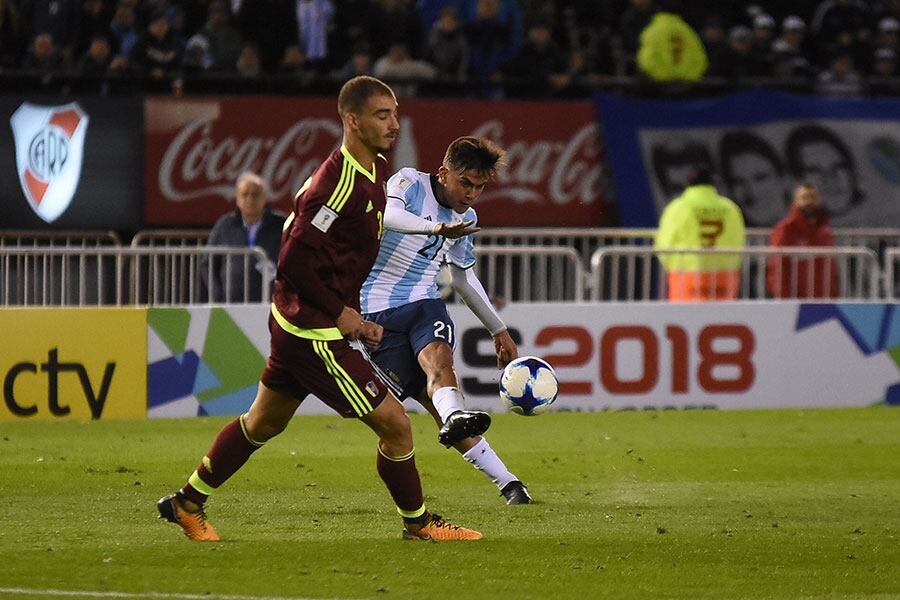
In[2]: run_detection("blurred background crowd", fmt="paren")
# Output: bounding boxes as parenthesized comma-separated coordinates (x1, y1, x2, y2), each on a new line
(2, 0, 900, 97)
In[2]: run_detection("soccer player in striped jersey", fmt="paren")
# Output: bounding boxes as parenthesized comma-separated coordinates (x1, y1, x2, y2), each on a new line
(158, 76, 482, 542)
(360, 136, 532, 505)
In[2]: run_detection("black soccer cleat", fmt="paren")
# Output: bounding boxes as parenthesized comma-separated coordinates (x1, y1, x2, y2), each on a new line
(438, 410, 491, 447)
(500, 480, 533, 505)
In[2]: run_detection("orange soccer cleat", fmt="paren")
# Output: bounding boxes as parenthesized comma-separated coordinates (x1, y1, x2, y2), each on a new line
(403, 514, 483, 541)
(157, 493, 220, 542)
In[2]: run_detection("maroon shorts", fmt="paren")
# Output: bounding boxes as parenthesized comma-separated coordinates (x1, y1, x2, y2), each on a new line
(261, 314, 389, 418)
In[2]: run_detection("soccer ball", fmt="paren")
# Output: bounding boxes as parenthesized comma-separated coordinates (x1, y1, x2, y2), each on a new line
(499, 356, 559, 416)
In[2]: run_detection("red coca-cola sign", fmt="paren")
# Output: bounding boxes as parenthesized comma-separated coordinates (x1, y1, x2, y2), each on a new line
(144, 96, 609, 226)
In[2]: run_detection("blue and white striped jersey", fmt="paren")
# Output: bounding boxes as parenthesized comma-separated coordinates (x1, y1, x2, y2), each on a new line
(360, 168, 477, 314)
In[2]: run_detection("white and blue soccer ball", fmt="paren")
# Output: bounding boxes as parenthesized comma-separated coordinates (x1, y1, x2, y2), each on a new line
(499, 356, 559, 416)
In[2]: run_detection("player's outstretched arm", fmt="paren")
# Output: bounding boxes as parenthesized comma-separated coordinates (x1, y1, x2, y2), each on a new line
(434, 220, 480, 239)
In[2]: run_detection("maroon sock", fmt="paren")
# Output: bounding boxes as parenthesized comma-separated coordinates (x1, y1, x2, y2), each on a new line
(376, 446, 425, 519)
(180, 416, 262, 506)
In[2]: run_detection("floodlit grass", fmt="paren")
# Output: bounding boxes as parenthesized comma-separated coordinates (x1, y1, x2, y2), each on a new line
(1, 408, 899, 600)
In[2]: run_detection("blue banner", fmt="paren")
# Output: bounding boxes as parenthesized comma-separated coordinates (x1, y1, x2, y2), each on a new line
(596, 90, 900, 227)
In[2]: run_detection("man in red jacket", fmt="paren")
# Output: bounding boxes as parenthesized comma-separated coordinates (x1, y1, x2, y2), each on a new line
(766, 183, 839, 299)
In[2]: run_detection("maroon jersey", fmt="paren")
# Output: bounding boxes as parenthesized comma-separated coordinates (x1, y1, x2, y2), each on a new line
(273, 145, 387, 335)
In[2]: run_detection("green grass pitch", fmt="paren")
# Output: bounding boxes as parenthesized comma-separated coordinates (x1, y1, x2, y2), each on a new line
(1, 408, 899, 600)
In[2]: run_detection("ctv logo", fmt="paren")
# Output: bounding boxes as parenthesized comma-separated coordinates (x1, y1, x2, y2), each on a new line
(10, 102, 89, 223)
(3, 349, 115, 419)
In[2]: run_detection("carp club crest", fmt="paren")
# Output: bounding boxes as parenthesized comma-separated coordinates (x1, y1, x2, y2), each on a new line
(10, 102, 89, 223)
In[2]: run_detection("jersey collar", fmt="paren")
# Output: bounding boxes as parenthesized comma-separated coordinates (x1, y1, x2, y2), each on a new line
(340, 145, 376, 183)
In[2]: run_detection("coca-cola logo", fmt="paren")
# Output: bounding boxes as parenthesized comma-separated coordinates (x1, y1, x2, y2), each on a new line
(471, 121, 603, 205)
(158, 116, 341, 202)
(152, 101, 603, 214)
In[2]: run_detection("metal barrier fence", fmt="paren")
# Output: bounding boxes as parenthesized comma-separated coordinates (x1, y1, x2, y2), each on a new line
(886, 248, 900, 301)
(0, 246, 273, 306)
(130, 229, 210, 248)
(0, 230, 122, 247)
(477, 227, 899, 264)
(589, 246, 882, 301)
(466, 246, 584, 303)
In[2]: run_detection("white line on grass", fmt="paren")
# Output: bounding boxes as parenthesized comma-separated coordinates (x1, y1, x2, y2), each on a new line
(0, 588, 361, 600)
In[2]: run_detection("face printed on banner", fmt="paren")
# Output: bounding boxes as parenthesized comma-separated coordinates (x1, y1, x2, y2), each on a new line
(785, 123, 861, 218)
(794, 142, 855, 215)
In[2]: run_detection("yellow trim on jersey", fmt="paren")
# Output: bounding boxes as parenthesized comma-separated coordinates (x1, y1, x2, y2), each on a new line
(312, 339, 374, 417)
(397, 504, 427, 519)
(341, 144, 376, 183)
(325, 158, 354, 213)
(282, 211, 295, 232)
(188, 470, 216, 496)
(377, 444, 415, 462)
(271, 304, 342, 341)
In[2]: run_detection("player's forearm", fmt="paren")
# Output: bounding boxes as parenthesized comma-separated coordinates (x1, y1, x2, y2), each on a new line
(384, 198, 437, 235)
(450, 264, 506, 335)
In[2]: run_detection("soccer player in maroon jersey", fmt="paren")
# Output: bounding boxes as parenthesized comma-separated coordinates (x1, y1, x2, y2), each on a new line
(158, 76, 482, 542)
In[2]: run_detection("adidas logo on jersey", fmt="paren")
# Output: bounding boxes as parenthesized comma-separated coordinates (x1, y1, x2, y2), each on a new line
(366, 199, 373, 213)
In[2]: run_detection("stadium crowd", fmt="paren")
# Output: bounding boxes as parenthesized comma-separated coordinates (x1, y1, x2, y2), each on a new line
(1, 0, 900, 97)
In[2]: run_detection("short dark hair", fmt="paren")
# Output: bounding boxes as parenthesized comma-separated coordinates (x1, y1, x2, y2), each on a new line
(442, 136, 506, 178)
(719, 130, 784, 186)
(651, 140, 714, 198)
(337, 75, 394, 117)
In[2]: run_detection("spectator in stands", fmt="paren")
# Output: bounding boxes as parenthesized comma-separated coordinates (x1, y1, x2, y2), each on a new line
(870, 47, 900, 95)
(636, 11, 708, 82)
(75, 34, 126, 75)
(21, 32, 62, 73)
(181, 33, 212, 73)
(874, 17, 900, 58)
(464, 0, 514, 85)
(710, 25, 768, 79)
(699, 14, 727, 60)
(368, 0, 422, 61)
(206, 171, 285, 303)
(719, 130, 789, 227)
(19, 0, 80, 65)
(237, 0, 296, 72)
(236, 42, 260, 76)
(109, 2, 138, 60)
(279, 44, 314, 80)
(73, 0, 111, 59)
(504, 22, 568, 97)
(816, 52, 865, 96)
(654, 166, 746, 302)
(199, 1, 241, 71)
(373, 42, 436, 96)
(773, 15, 810, 60)
(0, 0, 23, 69)
(294, 0, 334, 72)
(750, 13, 776, 68)
(618, 0, 660, 74)
(766, 183, 838, 299)
(130, 10, 180, 78)
(785, 123, 864, 219)
(426, 6, 469, 81)
(333, 42, 372, 80)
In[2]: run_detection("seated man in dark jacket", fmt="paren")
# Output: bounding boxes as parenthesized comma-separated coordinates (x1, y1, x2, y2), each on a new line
(206, 171, 285, 302)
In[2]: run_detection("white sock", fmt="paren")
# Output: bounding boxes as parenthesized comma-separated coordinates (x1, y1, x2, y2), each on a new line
(462, 437, 517, 490)
(432, 386, 465, 423)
